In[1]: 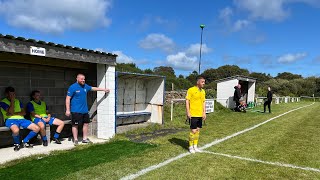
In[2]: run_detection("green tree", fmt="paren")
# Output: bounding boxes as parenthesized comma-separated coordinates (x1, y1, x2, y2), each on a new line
(206, 81, 217, 90)
(186, 71, 198, 84)
(175, 77, 193, 90)
(201, 69, 217, 83)
(276, 72, 302, 80)
(144, 68, 153, 74)
(215, 65, 250, 79)
(300, 77, 319, 96)
(154, 66, 176, 77)
(250, 72, 272, 82)
(206, 89, 216, 98)
(315, 78, 320, 96)
(115, 62, 318, 96)
(116, 63, 143, 73)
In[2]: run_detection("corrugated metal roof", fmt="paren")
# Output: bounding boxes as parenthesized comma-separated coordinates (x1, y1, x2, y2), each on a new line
(216, 75, 257, 83)
(116, 72, 165, 79)
(0, 33, 117, 57)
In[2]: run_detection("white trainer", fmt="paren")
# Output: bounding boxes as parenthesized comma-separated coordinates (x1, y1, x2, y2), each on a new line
(189, 147, 195, 154)
(193, 145, 202, 153)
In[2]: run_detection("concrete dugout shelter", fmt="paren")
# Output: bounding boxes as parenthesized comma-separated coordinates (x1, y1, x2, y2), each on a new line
(216, 75, 256, 108)
(0, 34, 116, 140)
(116, 72, 165, 133)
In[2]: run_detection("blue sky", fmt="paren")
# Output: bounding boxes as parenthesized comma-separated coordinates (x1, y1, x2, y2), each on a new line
(0, 0, 319, 77)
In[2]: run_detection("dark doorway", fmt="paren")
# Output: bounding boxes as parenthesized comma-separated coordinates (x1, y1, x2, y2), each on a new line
(239, 80, 249, 102)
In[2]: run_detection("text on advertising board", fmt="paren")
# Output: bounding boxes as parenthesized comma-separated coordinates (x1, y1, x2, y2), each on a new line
(206, 99, 214, 113)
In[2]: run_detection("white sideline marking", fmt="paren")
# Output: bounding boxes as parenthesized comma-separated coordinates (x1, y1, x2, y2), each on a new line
(200, 102, 314, 149)
(120, 103, 315, 180)
(202, 151, 320, 173)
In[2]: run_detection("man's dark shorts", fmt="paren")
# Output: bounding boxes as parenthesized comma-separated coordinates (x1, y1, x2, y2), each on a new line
(71, 113, 90, 125)
(190, 117, 203, 129)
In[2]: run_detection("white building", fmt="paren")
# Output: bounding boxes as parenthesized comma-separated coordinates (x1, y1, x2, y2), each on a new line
(216, 75, 256, 108)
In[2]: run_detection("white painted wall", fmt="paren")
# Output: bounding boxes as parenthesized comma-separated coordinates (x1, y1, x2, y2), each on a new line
(117, 79, 148, 114)
(247, 82, 255, 102)
(217, 78, 256, 108)
(217, 79, 238, 108)
(116, 74, 164, 127)
(146, 78, 164, 124)
(96, 64, 116, 139)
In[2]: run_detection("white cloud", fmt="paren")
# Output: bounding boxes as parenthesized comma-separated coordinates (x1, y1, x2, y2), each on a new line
(233, 19, 251, 32)
(0, 0, 112, 34)
(139, 33, 175, 53)
(234, 0, 289, 21)
(165, 43, 212, 70)
(278, 52, 307, 63)
(96, 48, 135, 64)
(166, 52, 198, 71)
(186, 43, 212, 56)
(112, 51, 135, 63)
(219, 7, 252, 32)
(219, 7, 233, 23)
(219, 1, 307, 37)
(233, 0, 320, 22)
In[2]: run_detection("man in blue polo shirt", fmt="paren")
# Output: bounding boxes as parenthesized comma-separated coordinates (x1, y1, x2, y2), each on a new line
(0, 87, 40, 151)
(65, 73, 110, 145)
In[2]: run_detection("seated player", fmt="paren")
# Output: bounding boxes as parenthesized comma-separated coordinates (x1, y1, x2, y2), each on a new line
(27, 90, 65, 146)
(0, 87, 40, 151)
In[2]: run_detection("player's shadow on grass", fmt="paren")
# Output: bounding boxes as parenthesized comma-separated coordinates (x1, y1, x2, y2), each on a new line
(168, 138, 189, 150)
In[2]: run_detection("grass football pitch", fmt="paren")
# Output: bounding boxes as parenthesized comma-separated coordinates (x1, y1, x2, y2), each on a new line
(0, 101, 319, 179)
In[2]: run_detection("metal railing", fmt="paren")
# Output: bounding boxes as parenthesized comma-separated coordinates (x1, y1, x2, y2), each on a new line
(170, 98, 215, 121)
(169, 96, 317, 121)
(255, 96, 301, 106)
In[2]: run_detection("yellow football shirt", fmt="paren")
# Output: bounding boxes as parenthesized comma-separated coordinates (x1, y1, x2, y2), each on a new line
(186, 86, 206, 117)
